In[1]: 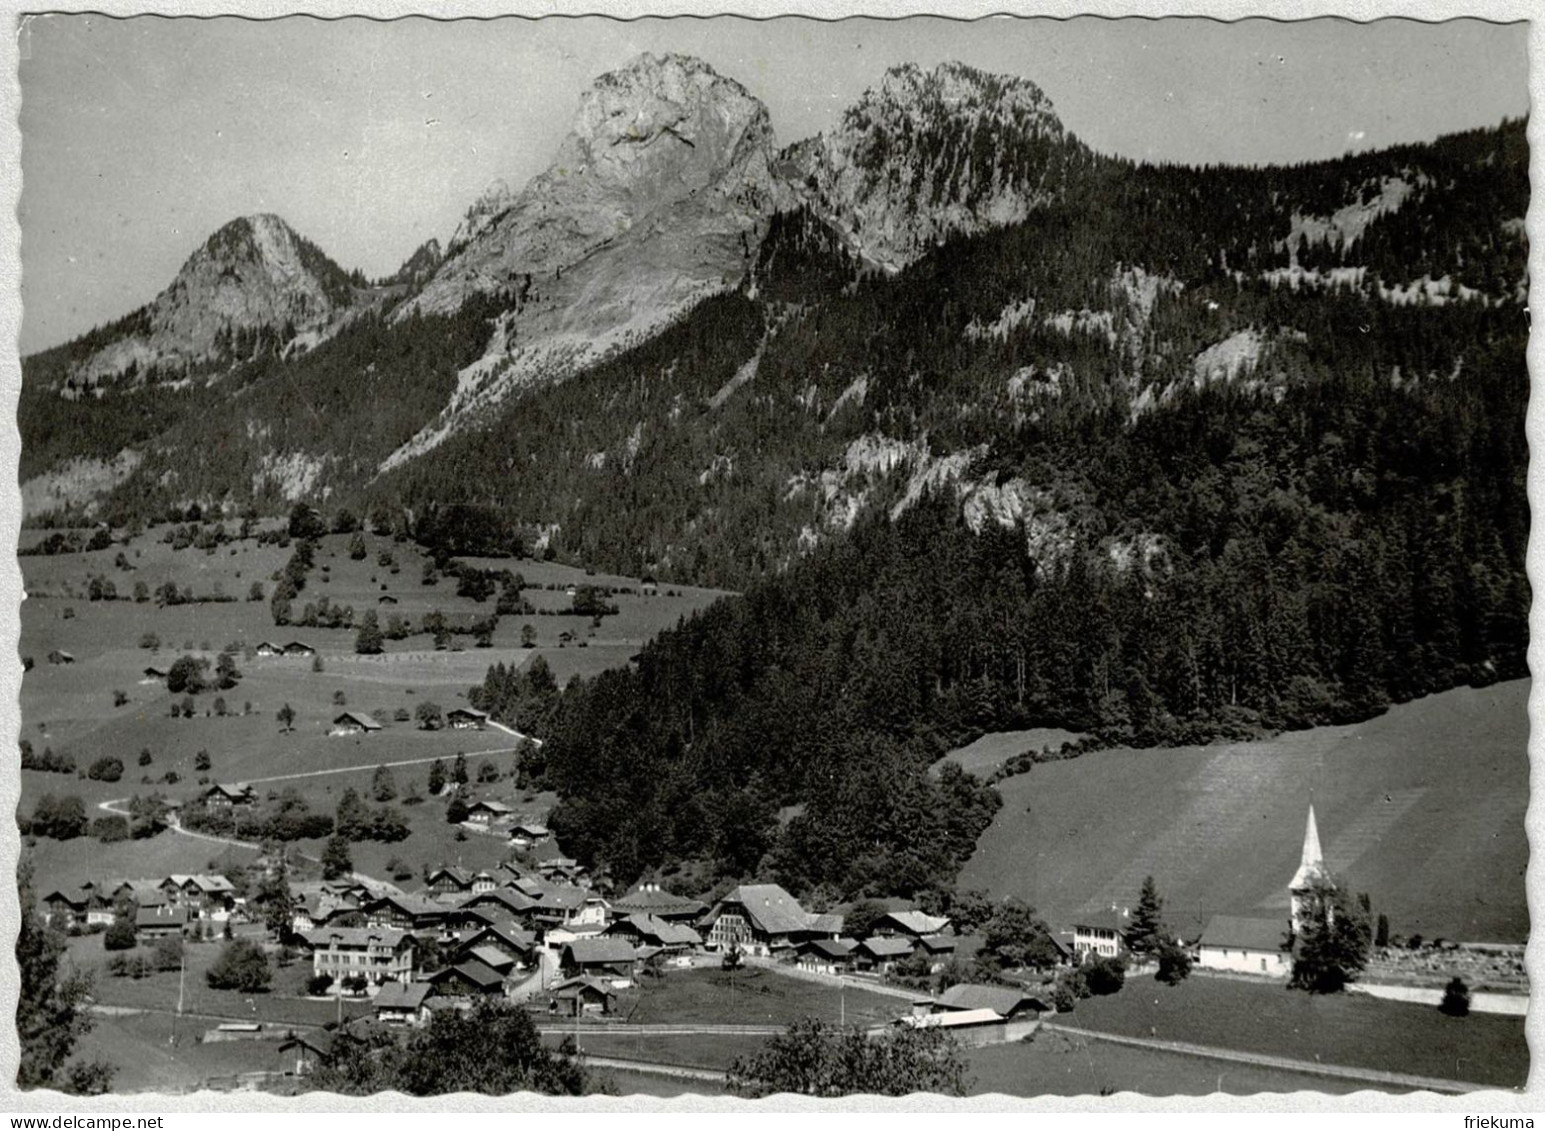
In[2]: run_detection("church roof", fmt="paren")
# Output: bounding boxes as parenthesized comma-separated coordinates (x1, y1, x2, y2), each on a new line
(1289, 806, 1328, 890)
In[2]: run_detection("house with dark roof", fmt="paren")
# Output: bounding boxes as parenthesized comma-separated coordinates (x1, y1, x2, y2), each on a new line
(203, 782, 256, 809)
(135, 906, 189, 940)
(560, 938, 638, 980)
(331, 710, 382, 736)
(853, 935, 917, 972)
(457, 921, 540, 967)
(703, 884, 843, 957)
(47, 650, 75, 665)
(427, 958, 506, 998)
(278, 1029, 334, 1075)
(426, 867, 474, 896)
(362, 894, 446, 933)
(282, 641, 317, 657)
(796, 937, 857, 975)
(42, 887, 96, 930)
(1197, 915, 1291, 978)
(254, 642, 284, 657)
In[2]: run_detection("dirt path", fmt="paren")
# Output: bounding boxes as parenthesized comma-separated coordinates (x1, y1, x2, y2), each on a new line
(1038, 1021, 1492, 1095)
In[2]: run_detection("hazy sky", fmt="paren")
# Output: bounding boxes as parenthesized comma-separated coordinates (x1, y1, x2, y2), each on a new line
(18, 15, 1529, 355)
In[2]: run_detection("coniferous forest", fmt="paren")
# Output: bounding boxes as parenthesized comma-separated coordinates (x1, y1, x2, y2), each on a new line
(21, 115, 1529, 905)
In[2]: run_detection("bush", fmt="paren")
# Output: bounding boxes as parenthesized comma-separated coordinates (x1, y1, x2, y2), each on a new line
(1059, 968, 1091, 1000)
(1085, 955, 1127, 996)
(91, 815, 129, 843)
(1051, 983, 1076, 1012)
(87, 756, 125, 783)
(1439, 976, 1471, 1017)
(103, 919, 138, 951)
(1155, 939, 1193, 986)
(152, 936, 184, 972)
(307, 973, 335, 996)
(205, 939, 272, 992)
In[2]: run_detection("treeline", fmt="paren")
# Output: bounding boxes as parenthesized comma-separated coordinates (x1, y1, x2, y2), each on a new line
(501, 318, 1525, 899)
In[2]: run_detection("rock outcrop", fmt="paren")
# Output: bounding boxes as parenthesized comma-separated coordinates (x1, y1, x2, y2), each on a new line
(385, 53, 788, 467)
(781, 61, 1086, 272)
(66, 213, 358, 390)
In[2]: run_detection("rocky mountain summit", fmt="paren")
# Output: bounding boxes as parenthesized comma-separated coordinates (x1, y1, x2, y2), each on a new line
(60, 213, 358, 392)
(781, 62, 1087, 272)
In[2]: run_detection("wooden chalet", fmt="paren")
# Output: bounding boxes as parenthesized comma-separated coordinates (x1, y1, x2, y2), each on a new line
(331, 710, 382, 736)
(446, 707, 489, 730)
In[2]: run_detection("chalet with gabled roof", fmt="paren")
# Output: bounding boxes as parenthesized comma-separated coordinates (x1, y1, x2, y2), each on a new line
(703, 884, 843, 957)
(331, 710, 382, 736)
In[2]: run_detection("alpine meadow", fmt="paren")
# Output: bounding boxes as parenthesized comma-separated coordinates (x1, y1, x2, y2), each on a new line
(12, 17, 1530, 1101)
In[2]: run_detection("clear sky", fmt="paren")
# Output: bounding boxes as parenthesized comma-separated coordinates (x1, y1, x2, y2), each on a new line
(18, 14, 1529, 355)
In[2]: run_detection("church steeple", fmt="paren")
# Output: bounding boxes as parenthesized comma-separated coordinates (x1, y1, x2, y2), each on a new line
(1289, 805, 1329, 933)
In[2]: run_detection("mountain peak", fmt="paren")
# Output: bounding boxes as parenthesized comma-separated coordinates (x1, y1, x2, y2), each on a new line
(786, 61, 1080, 271)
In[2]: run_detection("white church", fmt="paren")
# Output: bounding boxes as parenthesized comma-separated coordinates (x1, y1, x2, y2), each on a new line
(1196, 806, 1331, 978)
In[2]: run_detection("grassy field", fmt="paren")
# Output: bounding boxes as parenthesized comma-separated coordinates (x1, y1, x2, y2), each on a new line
(65, 934, 374, 1028)
(72, 1010, 295, 1094)
(1053, 972, 1526, 1089)
(935, 727, 1086, 775)
(960, 680, 1528, 942)
(964, 1028, 1370, 1097)
(18, 527, 728, 896)
(617, 966, 903, 1029)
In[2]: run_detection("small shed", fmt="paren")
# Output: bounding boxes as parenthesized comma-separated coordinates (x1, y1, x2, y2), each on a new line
(550, 976, 616, 1018)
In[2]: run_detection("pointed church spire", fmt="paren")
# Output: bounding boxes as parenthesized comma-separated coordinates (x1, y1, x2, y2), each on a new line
(1289, 805, 1325, 891)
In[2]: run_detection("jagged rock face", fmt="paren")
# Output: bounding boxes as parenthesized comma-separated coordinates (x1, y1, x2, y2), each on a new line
(782, 61, 1086, 272)
(71, 214, 356, 388)
(387, 237, 444, 286)
(387, 53, 788, 466)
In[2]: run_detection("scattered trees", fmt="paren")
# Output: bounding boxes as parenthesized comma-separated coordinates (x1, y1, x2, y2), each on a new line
(727, 1017, 967, 1098)
(980, 898, 1062, 971)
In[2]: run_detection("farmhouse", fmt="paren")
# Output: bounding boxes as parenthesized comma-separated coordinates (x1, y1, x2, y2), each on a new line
(254, 642, 283, 657)
(278, 1030, 334, 1076)
(560, 938, 638, 980)
(446, 707, 489, 730)
(703, 884, 844, 957)
(282, 641, 317, 657)
(303, 926, 415, 985)
(873, 910, 953, 939)
(427, 958, 506, 998)
(1197, 915, 1291, 977)
(853, 936, 916, 972)
(1073, 908, 1130, 959)
(47, 650, 75, 665)
(466, 799, 514, 825)
(331, 710, 383, 736)
(457, 922, 540, 967)
(934, 983, 1049, 1020)
(551, 976, 616, 1018)
(609, 881, 705, 922)
(161, 874, 237, 916)
(378, 595, 399, 605)
(508, 822, 551, 848)
(42, 887, 95, 930)
(203, 782, 256, 808)
(426, 867, 475, 896)
(796, 938, 857, 975)
(363, 894, 447, 933)
(458, 887, 539, 920)
(374, 981, 432, 1027)
(602, 913, 702, 952)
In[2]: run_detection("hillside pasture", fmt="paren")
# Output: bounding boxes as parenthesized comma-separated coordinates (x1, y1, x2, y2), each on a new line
(960, 680, 1528, 943)
(19, 527, 724, 896)
(935, 727, 1086, 776)
(618, 966, 902, 1029)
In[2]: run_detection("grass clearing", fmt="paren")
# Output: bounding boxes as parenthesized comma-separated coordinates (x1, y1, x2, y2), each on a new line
(1053, 972, 1525, 1089)
(934, 727, 1086, 776)
(961, 680, 1528, 942)
(964, 1029, 1371, 1096)
(617, 966, 902, 1029)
